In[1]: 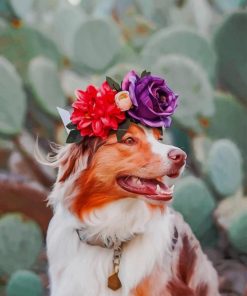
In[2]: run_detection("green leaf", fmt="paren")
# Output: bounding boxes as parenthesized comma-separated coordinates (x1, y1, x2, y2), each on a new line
(0, 57, 26, 136)
(106, 76, 121, 91)
(129, 117, 140, 124)
(140, 70, 151, 78)
(28, 56, 66, 118)
(116, 119, 131, 142)
(157, 127, 163, 139)
(66, 122, 77, 130)
(66, 130, 83, 144)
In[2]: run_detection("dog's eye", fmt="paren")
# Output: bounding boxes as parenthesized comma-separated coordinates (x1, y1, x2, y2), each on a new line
(122, 137, 136, 145)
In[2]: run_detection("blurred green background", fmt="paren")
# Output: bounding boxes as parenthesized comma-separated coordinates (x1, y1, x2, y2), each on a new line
(0, 0, 247, 295)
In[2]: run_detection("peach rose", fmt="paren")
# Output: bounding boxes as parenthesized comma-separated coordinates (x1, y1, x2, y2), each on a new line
(115, 91, 132, 111)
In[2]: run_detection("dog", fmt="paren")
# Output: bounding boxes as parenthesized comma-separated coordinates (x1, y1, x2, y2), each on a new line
(45, 123, 219, 296)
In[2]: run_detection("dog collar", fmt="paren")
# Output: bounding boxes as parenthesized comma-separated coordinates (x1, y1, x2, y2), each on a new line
(76, 224, 178, 291)
(76, 228, 124, 248)
(76, 229, 134, 291)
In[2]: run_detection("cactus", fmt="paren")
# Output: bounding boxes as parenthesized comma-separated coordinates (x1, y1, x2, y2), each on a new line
(0, 172, 53, 233)
(172, 176, 216, 244)
(0, 0, 13, 20)
(9, 0, 34, 19)
(170, 124, 191, 156)
(74, 19, 121, 71)
(28, 56, 66, 118)
(214, 12, 247, 103)
(60, 69, 90, 99)
(142, 27, 216, 81)
(0, 213, 43, 275)
(0, 57, 26, 136)
(0, 0, 31, 21)
(215, 190, 247, 253)
(152, 54, 214, 132)
(199, 222, 218, 248)
(205, 93, 247, 186)
(0, 0, 247, 282)
(176, 0, 213, 35)
(0, 24, 61, 79)
(0, 18, 7, 29)
(119, 14, 155, 50)
(148, 0, 172, 27)
(6, 270, 43, 296)
(105, 63, 142, 84)
(51, 6, 87, 59)
(214, 189, 247, 230)
(207, 139, 243, 197)
(134, 0, 155, 19)
(192, 135, 213, 170)
(210, 0, 247, 12)
(229, 212, 247, 254)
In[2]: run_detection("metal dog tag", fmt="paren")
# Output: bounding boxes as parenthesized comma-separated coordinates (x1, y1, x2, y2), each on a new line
(108, 240, 123, 291)
(108, 272, 122, 291)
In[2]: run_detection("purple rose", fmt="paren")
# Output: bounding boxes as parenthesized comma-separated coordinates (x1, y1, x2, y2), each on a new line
(122, 70, 178, 128)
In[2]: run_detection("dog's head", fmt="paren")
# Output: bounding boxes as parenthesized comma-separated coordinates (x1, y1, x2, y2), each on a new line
(53, 123, 186, 218)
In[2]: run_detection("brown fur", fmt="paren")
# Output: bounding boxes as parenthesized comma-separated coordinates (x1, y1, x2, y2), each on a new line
(59, 144, 82, 182)
(69, 124, 166, 218)
(167, 234, 209, 296)
(59, 137, 105, 182)
(48, 123, 219, 296)
(132, 267, 165, 296)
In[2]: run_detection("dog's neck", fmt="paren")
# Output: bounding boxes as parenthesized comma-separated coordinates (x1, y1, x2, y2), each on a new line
(79, 198, 162, 243)
(54, 197, 165, 247)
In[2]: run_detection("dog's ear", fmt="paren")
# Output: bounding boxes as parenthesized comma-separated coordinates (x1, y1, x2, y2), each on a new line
(58, 143, 84, 182)
(58, 137, 105, 183)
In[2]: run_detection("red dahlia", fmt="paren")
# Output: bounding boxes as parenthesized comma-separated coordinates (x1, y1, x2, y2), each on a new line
(71, 81, 126, 139)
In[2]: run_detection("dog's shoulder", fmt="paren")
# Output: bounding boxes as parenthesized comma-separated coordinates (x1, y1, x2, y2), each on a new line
(165, 207, 220, 296)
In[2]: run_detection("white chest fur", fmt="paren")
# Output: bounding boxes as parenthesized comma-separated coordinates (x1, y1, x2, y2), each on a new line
(47, 199, 173, 296)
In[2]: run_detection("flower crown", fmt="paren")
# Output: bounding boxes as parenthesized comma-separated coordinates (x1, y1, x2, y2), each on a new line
(65, 70, 178, 143)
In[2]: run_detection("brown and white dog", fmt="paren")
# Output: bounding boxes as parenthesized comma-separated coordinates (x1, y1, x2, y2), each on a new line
(46, 123, 219, 296)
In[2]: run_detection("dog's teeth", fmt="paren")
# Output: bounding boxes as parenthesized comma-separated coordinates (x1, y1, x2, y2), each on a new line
(169, 185, 175, 193)
(132, 177, 142, 186)
(136, 178, 142, 186)
(156, 185, 162, 194)
(156, 184, 174, 195)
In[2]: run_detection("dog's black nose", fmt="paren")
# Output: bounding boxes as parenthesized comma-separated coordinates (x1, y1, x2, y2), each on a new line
(168, 149, 187, 166)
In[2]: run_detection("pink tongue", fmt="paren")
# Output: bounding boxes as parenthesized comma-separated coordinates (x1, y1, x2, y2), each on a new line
(125, 177, 168, 195)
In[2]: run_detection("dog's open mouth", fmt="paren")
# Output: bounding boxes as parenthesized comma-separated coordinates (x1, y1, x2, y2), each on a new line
(117, 176, 174, 201)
